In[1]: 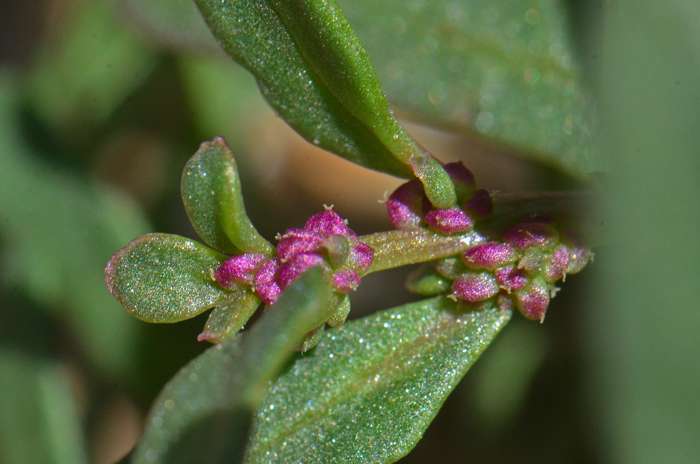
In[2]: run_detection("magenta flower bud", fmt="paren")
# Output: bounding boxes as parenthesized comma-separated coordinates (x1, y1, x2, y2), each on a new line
(543, 244, 570, 282)
(503, 222, 559, 250)
(462, 188, 493, 220)
(277, 252, 328, 289)
(494, 265, 528, 292)
(462, 242, 518, 270)
(515, 278, 550, 322)
(331, 268, 361, 293)
(321, 234, 351, 269)
(452, 271, 499, 303)
(386, 179, 430, 229)
(443, 162, 476, 203)
(254, 259, 282, 305)
(215, 253, 268, 289)
(277, 228, 323, 262)
(424, 207, 473, 235)
(305, 210, 349, 238)
(347, 242, 374, 274)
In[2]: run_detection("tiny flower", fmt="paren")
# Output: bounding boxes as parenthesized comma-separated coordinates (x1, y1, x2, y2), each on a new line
(214, 253, 268, 289)
(331, 268, 362, 293)
(503, 221, 559, 250)
(424, 207, 474, 235)
(386, 179, 430, 229)
(452, 271, 500, 303)
(494, 265, 528, 292)
(254, 259, 281, 305)
(443, 162, 476, 202)
(543, 244, 570, 282)
(515, 278, 551, 322)
(462, 242, 518, 271)
(462, 189, 493, 220)
(277, 229, 323, 262)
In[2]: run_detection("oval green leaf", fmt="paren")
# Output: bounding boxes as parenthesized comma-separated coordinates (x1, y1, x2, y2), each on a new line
(182, 137, 273, 255)
(338, 0, 602, 178)
(132, 268, 334, 464)
(193, 0, 417, 179)
(105, 233, 228, 322)
(245, 297, 511, 463)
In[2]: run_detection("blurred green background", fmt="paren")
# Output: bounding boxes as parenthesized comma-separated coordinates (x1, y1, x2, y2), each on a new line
(0, 0, 698, 463)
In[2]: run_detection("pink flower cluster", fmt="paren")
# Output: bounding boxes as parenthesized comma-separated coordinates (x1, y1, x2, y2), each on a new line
(387, 162, 493, 235)
(452, 216, 591, 321)
(214, 210, 373, 305)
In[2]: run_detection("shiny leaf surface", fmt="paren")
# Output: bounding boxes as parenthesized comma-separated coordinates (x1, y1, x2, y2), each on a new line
(245, 297, 510, 463)
(193, 0, 416, 178)
(132, 268, 333, 464)
(182, 137, 273, 254)
(339, 0, 601, 178)
(105, 233, 228, 323)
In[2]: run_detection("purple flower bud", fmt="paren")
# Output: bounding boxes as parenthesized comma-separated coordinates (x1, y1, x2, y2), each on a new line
(543, 244, 570, 282)
(462, 189, 493, 220)
(254, 259, 282, 305)
(462, 242, 518, 270)
(503, 222, 559, 250)
(305, 210, 349, 238)
(347, 242, 374, 274)
(452, 271, 499, 303)
(277, 252, 328, 289)
(277, 228, 323, 262)
(424, 207, 473, 235)
(321, 234, 351, 269)
(494, 265, 528, 292)
(386, 179, 430, 229)
(443, 161, 476, 202)
(215, 253, 268, 289)
(515, 278, 550, 322)
(331, 268, 361, 293)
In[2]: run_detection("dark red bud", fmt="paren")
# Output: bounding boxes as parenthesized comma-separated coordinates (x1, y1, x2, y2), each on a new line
(462, 242, 518, 270)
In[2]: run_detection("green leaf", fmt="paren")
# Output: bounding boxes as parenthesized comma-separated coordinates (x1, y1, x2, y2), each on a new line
(198, 288, 262, 343)
(182, 137, 273, 254)
(193, 0, 416, 179)
(132, 268, 334, 464)
(245, 297, 511, 463)
(0, 349, 88, 464)
(105, 233, 228, 323)
(338, 0, 601, 178)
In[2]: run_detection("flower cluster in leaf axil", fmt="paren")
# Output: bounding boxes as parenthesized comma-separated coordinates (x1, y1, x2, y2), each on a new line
(215, 208, 373, 309)
(387, 161, 592, 322)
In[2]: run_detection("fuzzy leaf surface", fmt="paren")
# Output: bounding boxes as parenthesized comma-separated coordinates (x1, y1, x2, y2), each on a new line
(132, 268, 333, 464)
(339, 0, 601, 178)
(182, 137, 273, 254)
(245, 297, 511, 463)
(105, 233, 228, 322)
(193, 0, 417, 178)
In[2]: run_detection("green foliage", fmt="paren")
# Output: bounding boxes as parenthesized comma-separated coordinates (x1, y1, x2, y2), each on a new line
(131, 268, 334, 464)
(182, 138, 273, 254)
(338, 0, 600, 178)
(245, 298, 510, 463)
(105, 233, 228, 322)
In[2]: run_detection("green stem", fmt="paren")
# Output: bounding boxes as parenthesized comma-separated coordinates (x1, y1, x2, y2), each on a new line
(360, 229, 482, 274)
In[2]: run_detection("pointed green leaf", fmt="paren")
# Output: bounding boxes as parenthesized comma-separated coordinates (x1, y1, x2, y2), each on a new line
(105, 233, 228, 322)
(182, 137, 273, 255)
(245, 297, 511, 463)
(194, 0, 416, 178)
(338, 0, 602, 178)
(198, 288, 262, 343)
(132, 268, 334, 464)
